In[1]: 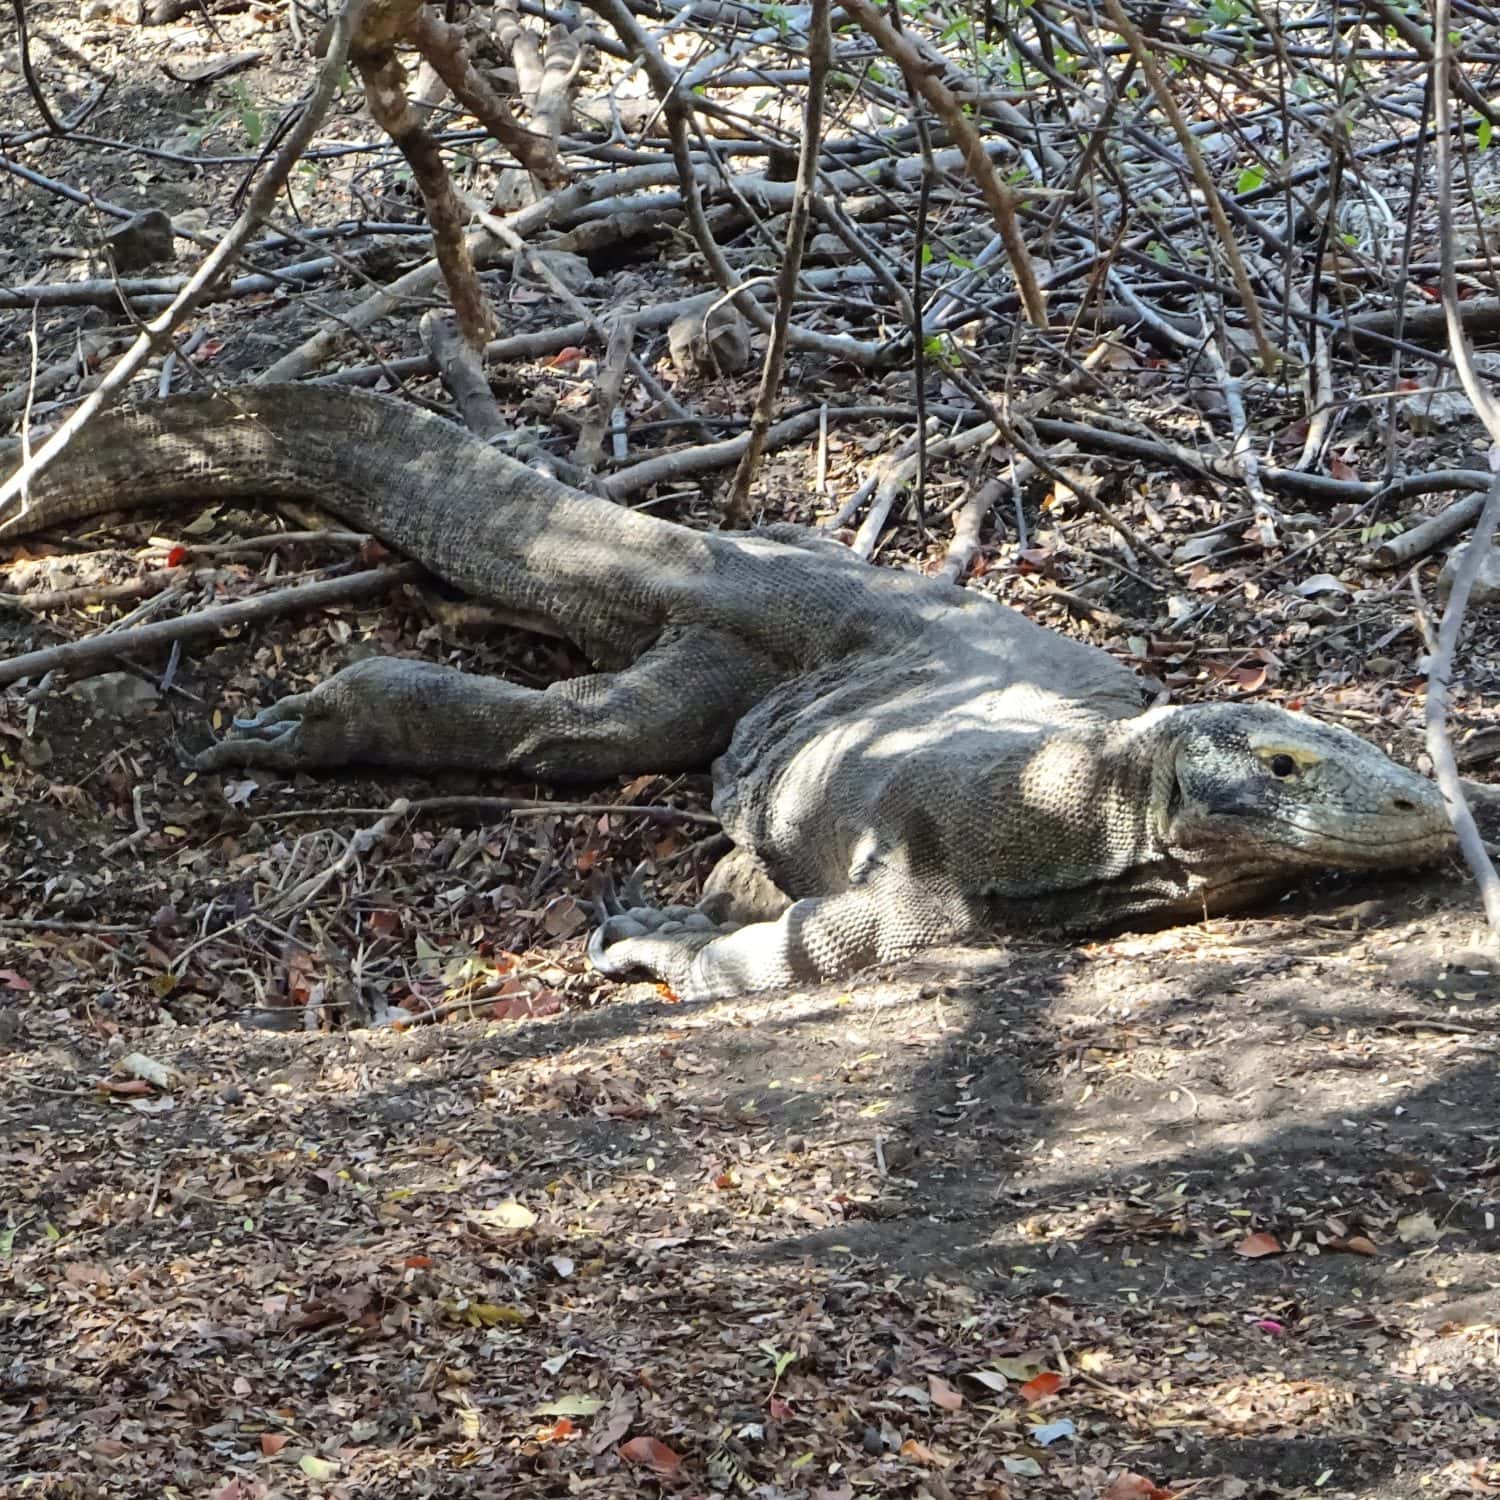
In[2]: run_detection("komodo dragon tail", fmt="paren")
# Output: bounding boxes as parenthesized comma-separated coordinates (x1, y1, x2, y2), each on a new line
(0, 386, 714, 658)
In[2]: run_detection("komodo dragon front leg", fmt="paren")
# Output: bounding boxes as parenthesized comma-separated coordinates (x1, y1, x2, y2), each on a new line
(195, 625, 777, 777)
(590, 873, 980, 1002)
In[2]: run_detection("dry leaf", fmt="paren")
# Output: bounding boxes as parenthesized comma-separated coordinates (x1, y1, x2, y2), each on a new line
(1397, 1211, 1441, 1244)
(899, 1437, 943, 1466)
(259, 1433, 289, 1457)
(473, 1200, 537, 1230)
(927, 1373, 963, 1411)
(1103, 1473, 1175, 1500)
(1235, 1230, 1283, 1258)
(619, 1436, 682, 1475)
(118, 1052, 173, 1089)
(1017, 1371, 1063, 1404)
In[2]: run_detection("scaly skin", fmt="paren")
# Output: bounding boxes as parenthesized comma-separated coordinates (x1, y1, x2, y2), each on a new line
(1, 388, 1454, 997)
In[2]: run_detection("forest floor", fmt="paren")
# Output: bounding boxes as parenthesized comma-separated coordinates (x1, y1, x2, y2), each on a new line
(3, 3, 1500, 1498)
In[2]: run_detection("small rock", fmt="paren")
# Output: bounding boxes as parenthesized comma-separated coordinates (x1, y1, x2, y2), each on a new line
(668, 307, 752, 379)
(17, 736, 52, 769)
(1437, 541, 1500, 605)
(104, 209, 174, 272)
(526, 249, 594, 294)
(805, 233, 844, 261)
(70, 671, 160, 718)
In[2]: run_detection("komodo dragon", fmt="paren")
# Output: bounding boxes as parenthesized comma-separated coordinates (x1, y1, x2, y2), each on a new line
(0, 387, 1453, 998)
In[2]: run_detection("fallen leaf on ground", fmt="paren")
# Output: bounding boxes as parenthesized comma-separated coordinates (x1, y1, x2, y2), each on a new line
(1329, 1234, 1379, 1256)
(472, 1200, 536, 1230)
(532, 1394, 603, 1418)
(899, 1437, 944, 1466)
(1397, 1211, 1441, 1244)
(1017, 1371, 1063, 1404)
(928, 1373, 963, 1410)
(1031, 1417, 1076, 1445)
(619, 1436, 681, 1475)
(1235, 1230, 1283, 1258)
(1103, 1472, 1175, 1499)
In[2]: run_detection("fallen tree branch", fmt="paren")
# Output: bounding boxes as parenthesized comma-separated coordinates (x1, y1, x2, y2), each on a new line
(0, 562, 423, 689)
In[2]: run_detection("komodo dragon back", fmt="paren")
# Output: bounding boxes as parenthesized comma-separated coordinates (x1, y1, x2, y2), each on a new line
(1, 387, 1457, 1000)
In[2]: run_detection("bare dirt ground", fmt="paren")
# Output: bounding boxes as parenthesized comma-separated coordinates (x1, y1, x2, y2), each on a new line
(4, 3, 1500, 1498)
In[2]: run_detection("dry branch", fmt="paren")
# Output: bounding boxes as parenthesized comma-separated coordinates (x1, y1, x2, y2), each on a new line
(354, 10, 496, 351)
(722, 0, 830, 527)
(409, 7, 567, 188)
(0, 564, 422, 690)
(837, 0, 1046, 327)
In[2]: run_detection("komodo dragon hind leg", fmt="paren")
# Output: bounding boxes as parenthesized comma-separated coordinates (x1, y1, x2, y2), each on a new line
(194, 625, 778, 777)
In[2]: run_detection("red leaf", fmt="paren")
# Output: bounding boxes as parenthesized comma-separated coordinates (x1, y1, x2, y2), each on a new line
(1103, 1473, 1175, 1500)
(0, 969, 32, 992)
(928, 1373, 963, 1411)
(1017, 1371, 1063, 1404)
(547, 346, 587, 370)
(1328, 456, 1358, 482)
(97, 1078, 154, 1097)
(260, 1432, 290, 1456)
(1235, 1230, 1283, 1258)
(402, 1254, 433, 1269)
(768, 1396, 792, 1420)
(619, 1436, 681, 1475)
(166, 544, 188, 567)
(539, 1417, 575, 1442)
(1329, 1234, 1379, 1257)
(899, 1437, 942, 1466)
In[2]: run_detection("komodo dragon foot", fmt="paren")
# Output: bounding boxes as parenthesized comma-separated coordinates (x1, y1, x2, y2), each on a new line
(588, 886, 742, 998)
(194, 683, 365, 772)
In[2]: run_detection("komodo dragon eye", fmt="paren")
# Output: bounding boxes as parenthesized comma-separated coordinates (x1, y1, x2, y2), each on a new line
(1268, 753, 1298, 778)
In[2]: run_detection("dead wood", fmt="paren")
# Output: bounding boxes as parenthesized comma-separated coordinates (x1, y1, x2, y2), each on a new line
(420, 311, 509, 442)
(0, 562, 422, 690)
(721, 0, 830, 527)
(409, 7, 567, 189)
(836, 0, 1046, 328)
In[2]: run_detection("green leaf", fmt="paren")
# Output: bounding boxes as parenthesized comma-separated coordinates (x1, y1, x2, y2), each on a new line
(919, 243, 934, 267)
(1237, 164, 1265, 194)
(1481, 118, 1494, 151)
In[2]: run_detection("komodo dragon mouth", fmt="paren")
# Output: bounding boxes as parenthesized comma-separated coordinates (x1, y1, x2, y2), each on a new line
(0, 387, 1458, 1002)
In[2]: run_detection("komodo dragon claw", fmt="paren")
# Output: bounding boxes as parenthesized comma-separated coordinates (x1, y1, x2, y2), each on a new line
(588, 886, 742, 993)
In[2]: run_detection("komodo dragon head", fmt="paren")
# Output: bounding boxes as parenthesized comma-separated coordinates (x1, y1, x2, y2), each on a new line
(1135, 702, 1453, 911)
